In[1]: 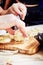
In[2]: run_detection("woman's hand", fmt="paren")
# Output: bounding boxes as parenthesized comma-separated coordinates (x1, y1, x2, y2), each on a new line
(0, 2, 27, 20)
(0, 14, 28, 37)
(7, 3, 27, 20)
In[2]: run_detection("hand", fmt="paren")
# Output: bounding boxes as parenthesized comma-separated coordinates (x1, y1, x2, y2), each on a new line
(7, 3, 27, 20)
(6, 14, 28, 37)
(0, 14, 28, 37)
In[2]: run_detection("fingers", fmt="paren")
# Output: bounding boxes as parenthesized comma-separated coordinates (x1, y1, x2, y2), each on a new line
(18, 3, 27, 20)
(12, 4, 23, 16)
(1, 14, 27, 37)
(19, 26, 28, 37)
(6, 28, 14, 35)
(15, 19, 28, 37)
(7, 14, 28, 36)
(8, 7, 18, 16)
(8, 3, 27, 20)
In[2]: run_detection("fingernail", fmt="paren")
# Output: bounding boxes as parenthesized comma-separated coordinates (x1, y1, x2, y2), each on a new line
(22, 15, 25, 20)
(23, 33, 28, 37)
(22, 17, 24, 20)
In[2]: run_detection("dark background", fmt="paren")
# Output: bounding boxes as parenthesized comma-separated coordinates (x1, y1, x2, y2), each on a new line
(23, 0, 43, 26)
(19, 0, 43, 26)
